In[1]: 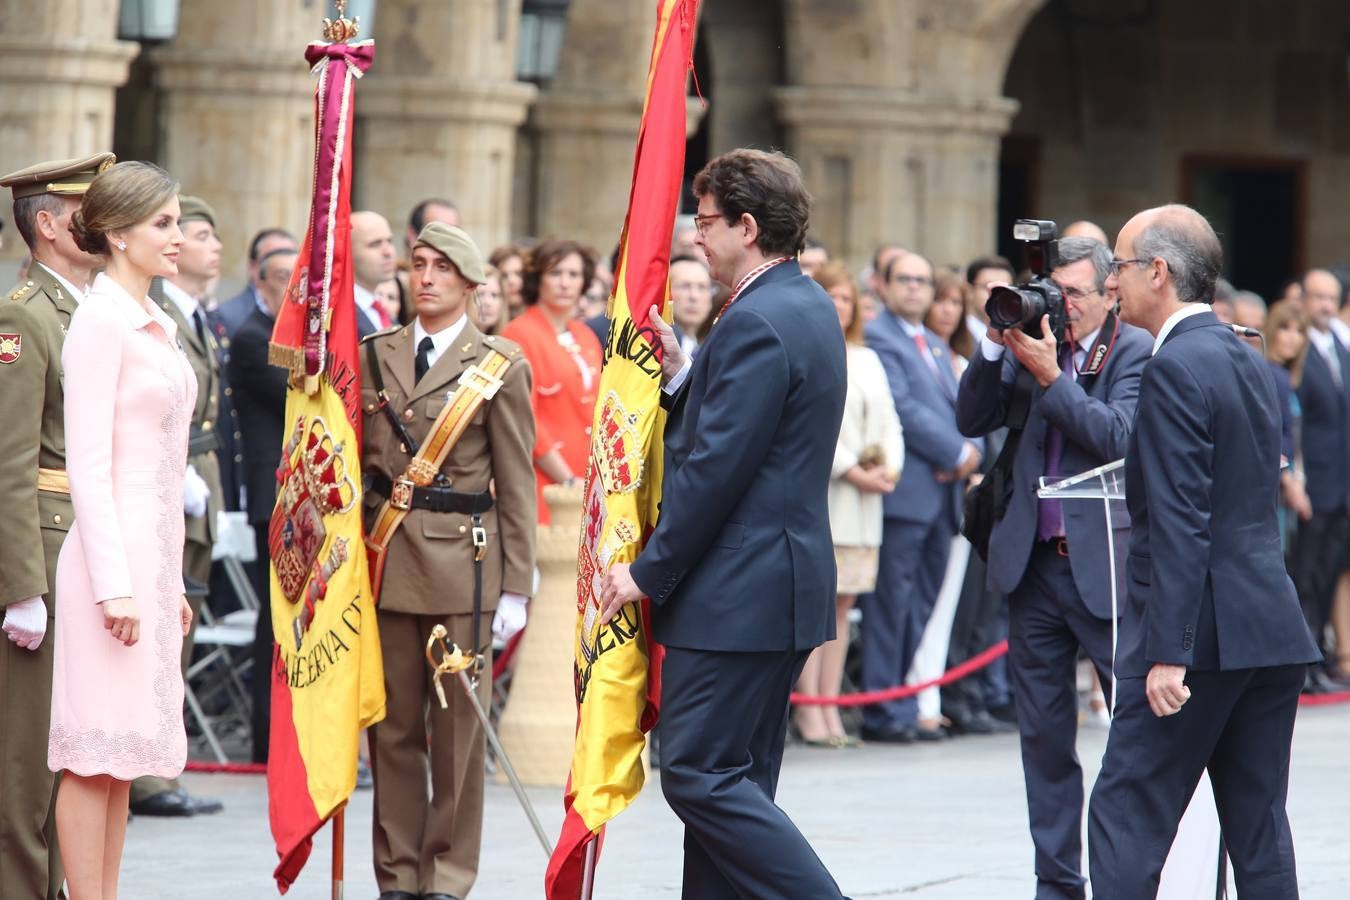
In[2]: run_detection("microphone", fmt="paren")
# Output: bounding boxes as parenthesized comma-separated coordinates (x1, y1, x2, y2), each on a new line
(1229, 323, 1262, 339)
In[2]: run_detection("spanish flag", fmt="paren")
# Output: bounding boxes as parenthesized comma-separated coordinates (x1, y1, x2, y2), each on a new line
(545, 1, 699, 895)
(265, 35, 386, 894)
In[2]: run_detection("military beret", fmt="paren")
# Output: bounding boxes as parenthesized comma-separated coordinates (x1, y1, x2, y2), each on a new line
(0, 152, 116, 200)
(414, 222, 486, 285)
(178, 195, 216, 228)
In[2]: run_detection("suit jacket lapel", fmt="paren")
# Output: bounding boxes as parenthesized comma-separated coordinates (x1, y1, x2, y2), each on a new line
(383, 326, 417, 398)
(409, 320, 482, 403)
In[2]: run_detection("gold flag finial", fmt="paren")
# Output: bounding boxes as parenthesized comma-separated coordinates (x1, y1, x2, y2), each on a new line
(322, 0, 361, 43)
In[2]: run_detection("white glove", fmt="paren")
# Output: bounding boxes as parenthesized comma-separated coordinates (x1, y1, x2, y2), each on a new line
(2, 596, 48, 651)
(492, 592, 529, 643)
(183, 464, 210, 518)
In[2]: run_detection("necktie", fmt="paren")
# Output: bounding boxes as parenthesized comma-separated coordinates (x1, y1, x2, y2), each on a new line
(1321, 338, 1343, 388)
(1036, 344, 1074, 541)
(376, 303, 393, 330)
(415, 336, 434, 383)
(192, 307, 208, 347)
(912, 331, 941, 379)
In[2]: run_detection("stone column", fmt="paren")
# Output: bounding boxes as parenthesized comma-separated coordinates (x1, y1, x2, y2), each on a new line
(0, 0, 138, 263)
(774, 87, 1018, 269)
(529, 0, 655, 251)
(357, 0, 536, 253)
(774, 0, 1045, 270)
(152, 0, 316, 282)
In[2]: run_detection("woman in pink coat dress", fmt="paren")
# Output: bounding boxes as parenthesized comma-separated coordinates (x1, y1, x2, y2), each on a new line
(50, 161, 195, 900)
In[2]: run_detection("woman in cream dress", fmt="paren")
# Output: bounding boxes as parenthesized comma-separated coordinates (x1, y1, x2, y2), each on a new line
(50, 161, 195, 900)
(793, 261, 903, 746)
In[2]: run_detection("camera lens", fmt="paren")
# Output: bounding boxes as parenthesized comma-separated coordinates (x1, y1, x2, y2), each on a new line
(987, 286, 1044, 331)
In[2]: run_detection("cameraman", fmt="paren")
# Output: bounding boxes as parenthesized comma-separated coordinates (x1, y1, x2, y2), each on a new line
(955, 236, 1151, 900)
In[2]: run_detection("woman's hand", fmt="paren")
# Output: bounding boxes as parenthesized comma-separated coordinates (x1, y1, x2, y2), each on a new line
(180, 595, 193, 636)
(846, 464, 896, 495)
(101, 596, 140, 647)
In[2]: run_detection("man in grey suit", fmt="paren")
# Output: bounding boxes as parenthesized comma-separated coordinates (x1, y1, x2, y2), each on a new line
(862, 251, 982, 742)
(957, 237, 1152, 900)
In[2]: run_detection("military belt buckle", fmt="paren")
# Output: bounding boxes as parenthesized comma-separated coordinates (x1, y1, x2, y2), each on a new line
(391, 477, 415, 511)
(460, 364, 503, 400)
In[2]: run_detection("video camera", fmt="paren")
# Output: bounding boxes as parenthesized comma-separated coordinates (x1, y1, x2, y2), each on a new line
(985, 219, 1066, 343)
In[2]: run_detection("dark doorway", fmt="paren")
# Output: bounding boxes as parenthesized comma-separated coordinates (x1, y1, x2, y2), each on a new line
(997, 136, 1041, 268)
(1182, 157, 1305, 302)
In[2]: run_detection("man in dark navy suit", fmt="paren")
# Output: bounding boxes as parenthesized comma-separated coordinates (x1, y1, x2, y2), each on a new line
(1087, 205, 1321, 900)
(957, 237, 1152, 900)
(601, 149, 847, 900)
(862, 251, 982, 742)
(1291, 268, 1350, 691)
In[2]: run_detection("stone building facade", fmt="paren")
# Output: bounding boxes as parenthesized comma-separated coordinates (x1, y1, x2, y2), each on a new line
(2, 0, 1348, 295)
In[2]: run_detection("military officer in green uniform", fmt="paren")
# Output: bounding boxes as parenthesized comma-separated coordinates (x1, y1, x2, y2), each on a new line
(127, 195, 227, 817)
(0, 151, 115, 900)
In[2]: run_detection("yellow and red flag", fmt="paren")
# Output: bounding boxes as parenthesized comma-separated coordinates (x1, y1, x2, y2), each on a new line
(545, 1, 699, 895)
(265, 33, 385, 894)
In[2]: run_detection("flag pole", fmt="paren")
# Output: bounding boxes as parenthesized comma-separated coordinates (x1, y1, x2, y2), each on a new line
(332, 806, 345, 900)
(579, 838, 598, 900)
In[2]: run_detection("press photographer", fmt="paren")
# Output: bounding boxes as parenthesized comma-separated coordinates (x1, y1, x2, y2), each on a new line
(954, 222, 1152, 899)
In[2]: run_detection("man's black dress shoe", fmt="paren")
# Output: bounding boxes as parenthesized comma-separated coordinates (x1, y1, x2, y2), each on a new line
(948, 709, 1015, 735)
(129, 789, 195, 817)
(422, 894, 462, 900)
(376, 892, 417, 900)
(187, 793, 224, 815)
(914, 725, 946, 742)
(987, 702, 1018, 725)
(859, 725, 915, 744)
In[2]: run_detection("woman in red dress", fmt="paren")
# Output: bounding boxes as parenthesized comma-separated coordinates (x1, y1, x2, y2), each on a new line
(501, 239, 602, 523)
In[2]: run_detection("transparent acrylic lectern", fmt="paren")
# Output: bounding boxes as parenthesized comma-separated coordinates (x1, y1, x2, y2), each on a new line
(1038, 458, 1126, 701)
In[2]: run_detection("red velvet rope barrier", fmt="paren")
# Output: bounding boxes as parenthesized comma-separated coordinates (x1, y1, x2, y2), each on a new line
(1298, 690, 1350, 707)
(492, 629, 524, 681)
(790, 639, 1010, 707)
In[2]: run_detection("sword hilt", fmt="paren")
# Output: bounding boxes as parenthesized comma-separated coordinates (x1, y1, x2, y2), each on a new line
(425, 624, 481, 708)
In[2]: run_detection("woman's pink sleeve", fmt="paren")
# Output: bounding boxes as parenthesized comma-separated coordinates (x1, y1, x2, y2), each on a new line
(63, 307, 134, 602)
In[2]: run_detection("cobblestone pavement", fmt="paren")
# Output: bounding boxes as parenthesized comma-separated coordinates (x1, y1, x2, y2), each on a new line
(122, 704, 1350, 898)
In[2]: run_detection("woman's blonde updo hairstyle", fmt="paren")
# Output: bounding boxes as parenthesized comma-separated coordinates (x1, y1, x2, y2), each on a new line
(70, 161, 179, 255)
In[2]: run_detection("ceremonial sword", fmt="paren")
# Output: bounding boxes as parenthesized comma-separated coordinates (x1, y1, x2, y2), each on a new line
(425, 624, 553, 856)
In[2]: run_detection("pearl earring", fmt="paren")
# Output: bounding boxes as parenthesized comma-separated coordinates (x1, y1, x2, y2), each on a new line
(114, 240, 127, 251)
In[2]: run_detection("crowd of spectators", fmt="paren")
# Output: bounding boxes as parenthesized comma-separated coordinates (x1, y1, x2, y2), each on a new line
(175, 198, 1350, 764)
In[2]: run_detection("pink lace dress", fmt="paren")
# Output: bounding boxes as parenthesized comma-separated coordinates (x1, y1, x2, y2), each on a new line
(48, 273, 196, 779)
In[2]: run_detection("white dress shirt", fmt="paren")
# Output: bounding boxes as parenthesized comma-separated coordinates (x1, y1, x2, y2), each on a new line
(1152, 303, 1213, 355)
(1329, 316, 1350, 350)
(161, 279, 200, 321)
(412, 313, 468, 371)
(35, 262, 85, 304)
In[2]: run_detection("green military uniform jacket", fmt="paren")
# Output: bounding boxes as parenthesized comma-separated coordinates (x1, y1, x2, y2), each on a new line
(150, 278, 223, 549)
(0, 264, 77, 610)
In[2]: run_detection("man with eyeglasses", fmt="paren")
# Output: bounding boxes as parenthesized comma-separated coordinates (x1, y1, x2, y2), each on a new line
(1087, 205, 1319, 899)
(861, 251, 982, 743)
(956, 236, 1151, 899)
(1291, 267, 1350, 694)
